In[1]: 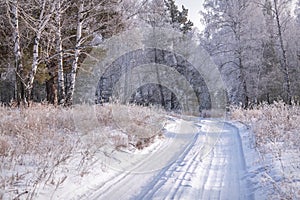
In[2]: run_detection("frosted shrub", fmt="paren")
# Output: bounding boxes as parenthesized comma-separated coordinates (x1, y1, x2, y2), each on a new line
(0, 103, 165, 199)
(230, 101, 300, 199)
(231, 101, 300, 149)
(0, 137, 10, 156)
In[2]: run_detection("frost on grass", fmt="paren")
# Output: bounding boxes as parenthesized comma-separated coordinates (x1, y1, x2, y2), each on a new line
(231, 101, 300, 199)
(0, 103, 165, 199)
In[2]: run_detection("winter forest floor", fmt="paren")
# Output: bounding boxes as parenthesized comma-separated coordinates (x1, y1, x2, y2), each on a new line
(0, 102, 300, 199)
(0, 103, 165, 199)
(230, 101, 300, 199)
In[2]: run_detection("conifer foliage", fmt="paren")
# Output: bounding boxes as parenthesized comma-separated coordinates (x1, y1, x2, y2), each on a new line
(164, 0, 193, 33)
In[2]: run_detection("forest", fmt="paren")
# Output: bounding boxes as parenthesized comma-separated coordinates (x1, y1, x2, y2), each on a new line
(0, 0, 299, 109)
(1, 1, 300, 199)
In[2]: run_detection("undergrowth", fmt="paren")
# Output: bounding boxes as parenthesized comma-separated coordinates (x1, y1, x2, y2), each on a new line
(230, 101, 300, 199)
(0, 103, 165, 199)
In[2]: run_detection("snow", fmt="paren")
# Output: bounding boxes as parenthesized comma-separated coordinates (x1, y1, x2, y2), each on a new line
(35, 117, 258, 199)
(232, 121, 300, 199)
(7, 116, 298, 199)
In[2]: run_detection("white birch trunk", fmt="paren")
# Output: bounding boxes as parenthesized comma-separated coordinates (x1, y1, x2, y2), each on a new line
(26, 0, 56, 103)
(27, 32, 41, 102)
(56, 0, 65, 104)
(8, 0, 25, 105)
(65, 0, 84, 105)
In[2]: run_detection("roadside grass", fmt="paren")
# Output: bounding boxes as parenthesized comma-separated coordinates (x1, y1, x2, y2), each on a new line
(0, 103, 165, 199)
(230, 101, 300, 199)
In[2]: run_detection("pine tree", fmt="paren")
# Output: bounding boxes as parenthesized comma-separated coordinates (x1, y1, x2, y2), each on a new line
(164, 0, 193, 33)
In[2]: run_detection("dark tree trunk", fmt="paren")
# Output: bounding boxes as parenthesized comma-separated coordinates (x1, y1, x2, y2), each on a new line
(46, 77, 58, 105)
(273, 0, 292, 105)
(171, 92, 176, 110)
(154, 49, 166, 108)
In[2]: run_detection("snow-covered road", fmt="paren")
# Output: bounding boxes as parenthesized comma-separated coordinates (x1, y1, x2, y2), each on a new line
(82, 118, 254, 200)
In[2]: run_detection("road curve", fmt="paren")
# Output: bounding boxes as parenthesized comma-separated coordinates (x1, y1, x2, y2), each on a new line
(84, 119, 254, 200)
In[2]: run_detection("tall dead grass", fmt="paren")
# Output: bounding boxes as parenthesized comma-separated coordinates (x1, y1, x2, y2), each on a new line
(0, 103, 165, 199)
(230, 101, 300, 199)
(230, 101, 300, 149)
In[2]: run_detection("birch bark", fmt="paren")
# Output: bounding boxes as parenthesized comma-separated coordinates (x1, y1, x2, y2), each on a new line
(26, 0, 56, 104)
(56, 0, 65, 105)
(7, 0, 25, 105)
(65, 0, 84, 106)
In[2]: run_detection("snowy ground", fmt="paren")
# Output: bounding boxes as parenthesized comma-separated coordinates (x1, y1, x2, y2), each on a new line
(32, 117, 265, 200)
(231, 103, 300, 199)
(5, 112, 298, 199)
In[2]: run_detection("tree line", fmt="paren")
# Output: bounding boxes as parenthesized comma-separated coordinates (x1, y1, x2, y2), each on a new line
(201, 0, 300, 108)
(0, 0, 299, 109)
(0, 0, 193, 107)
(0, 0, 128, 106)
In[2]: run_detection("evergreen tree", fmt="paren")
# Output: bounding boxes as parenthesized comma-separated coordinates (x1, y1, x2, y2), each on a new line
(164, 0, 193, 33)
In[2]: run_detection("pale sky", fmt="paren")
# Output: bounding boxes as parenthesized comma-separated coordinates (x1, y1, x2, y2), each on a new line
(175, 0, 205, 31)
(175, 0, 298, 31)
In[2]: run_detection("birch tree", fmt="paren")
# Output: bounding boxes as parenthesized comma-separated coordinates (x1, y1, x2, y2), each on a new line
(55, 0, 68, 104)
(6, 0, 25, 105)
(25, 0, 57, 104)
(201, 0, 255, 108)
(201, 0, 298, 105)
(56, 0, 64, 104)
(65, 0, 124, 106)
(64, 0, 83, 106)
(1, 0, 128, 105)
(256, 0, 295, 104)
(272, 0, 292, 104)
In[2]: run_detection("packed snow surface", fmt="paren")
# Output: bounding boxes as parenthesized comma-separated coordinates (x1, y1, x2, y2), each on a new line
(39, 117, 260, 200)
(29, 117, 265, 200)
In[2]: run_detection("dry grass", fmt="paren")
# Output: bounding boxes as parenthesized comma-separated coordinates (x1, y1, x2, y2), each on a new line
(230, 101, 300, 199)
(0, 103, 165, 199)
(230, 101, 300, 149)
